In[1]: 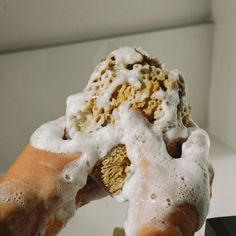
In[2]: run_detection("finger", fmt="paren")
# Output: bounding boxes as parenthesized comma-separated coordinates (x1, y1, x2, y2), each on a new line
(181, 127, 210, 160)
(2, 144, 81, 201)
(136, 204, 198, 236)
(118, 104, 168, 162)
(75, 177, 107, 208)
(44, 217, 65, 236)
(30, 116, 68, 153)
(30, 116, 87, 154)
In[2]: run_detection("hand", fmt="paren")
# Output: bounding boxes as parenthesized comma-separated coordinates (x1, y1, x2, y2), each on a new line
(0, 118, 106, 236)
(118, 108, 214, 236)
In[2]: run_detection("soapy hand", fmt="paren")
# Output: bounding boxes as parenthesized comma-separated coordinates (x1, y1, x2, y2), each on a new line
(118, 107, 214, 236)
(0, 119, 106, 236)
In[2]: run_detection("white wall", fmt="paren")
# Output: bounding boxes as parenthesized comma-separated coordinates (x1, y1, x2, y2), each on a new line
(0, 0, 211, 53)
(0, 24, 213, 172)
(209, 0, 236, 150)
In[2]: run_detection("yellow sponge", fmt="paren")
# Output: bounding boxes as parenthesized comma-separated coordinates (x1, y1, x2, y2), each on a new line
(91, 138, 186, 195)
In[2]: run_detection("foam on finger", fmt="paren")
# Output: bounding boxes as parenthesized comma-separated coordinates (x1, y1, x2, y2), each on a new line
(181, 128, 210, 160)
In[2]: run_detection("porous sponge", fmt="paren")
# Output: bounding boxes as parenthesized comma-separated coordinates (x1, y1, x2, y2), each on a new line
(91, 145, 130, 195)
(92, 138, 186, 195)
(72, 48, 190, 132)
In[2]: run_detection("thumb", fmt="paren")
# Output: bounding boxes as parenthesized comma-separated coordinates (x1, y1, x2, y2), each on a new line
(118, 104, 168, 162)
(181, 127, 210, 160)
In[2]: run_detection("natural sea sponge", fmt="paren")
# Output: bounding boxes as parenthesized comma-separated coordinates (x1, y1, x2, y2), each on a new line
(91, 145, 130, 195)
(72, 48, 190, 133)
(91, 138, 186, 195)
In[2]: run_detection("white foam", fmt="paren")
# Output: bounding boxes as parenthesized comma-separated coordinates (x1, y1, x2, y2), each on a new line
(112, 47, 143, 65)
(117, 105, 211, 235)
(29, 47, 213, 235)
(30, 106, 211, 235)
(96, 68, 142, 110)
(0, 181, 25, 207)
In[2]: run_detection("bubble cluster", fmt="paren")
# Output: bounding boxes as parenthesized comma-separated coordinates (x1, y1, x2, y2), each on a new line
(0, 181, 25, 206)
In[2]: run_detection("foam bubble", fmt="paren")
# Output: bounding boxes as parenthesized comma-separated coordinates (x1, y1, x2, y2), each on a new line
(0, 181, 26, 207)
